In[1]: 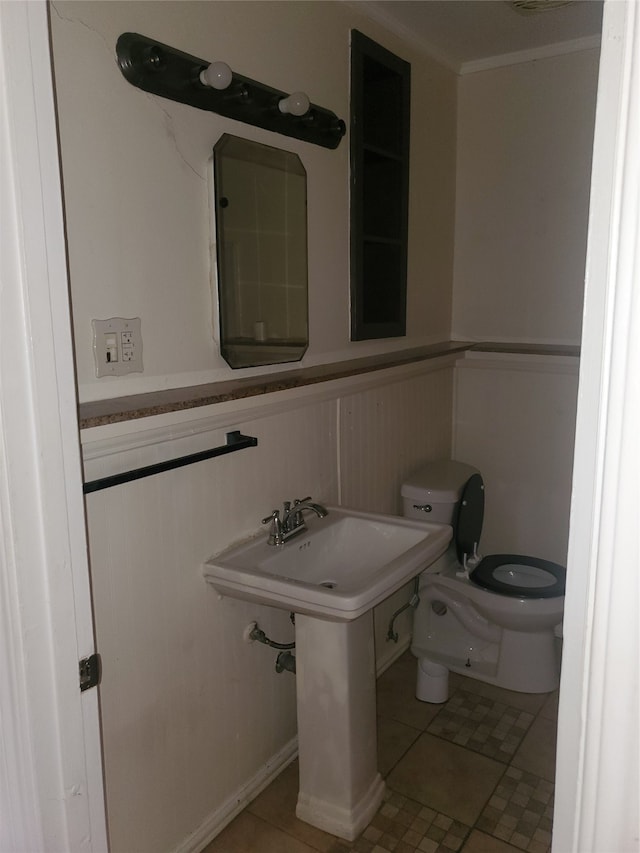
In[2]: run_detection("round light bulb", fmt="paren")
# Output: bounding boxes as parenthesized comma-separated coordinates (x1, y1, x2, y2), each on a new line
(278, 91, 310, 117)
(199, 61, 233, 90)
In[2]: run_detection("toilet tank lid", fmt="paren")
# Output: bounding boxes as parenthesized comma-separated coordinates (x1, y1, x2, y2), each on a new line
(401, 460, 480, 502)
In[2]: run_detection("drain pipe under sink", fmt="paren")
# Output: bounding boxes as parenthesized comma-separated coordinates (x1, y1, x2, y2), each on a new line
(245, 620, 296, 674)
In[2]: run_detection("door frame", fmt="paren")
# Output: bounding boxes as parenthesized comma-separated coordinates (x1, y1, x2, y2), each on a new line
(1, 0, 637, 850)
(554, 1, 640, 849)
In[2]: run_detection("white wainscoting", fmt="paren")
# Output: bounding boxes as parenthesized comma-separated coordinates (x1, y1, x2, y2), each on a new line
(338, 366, 454, 668)
(172, 736, 299, 853)
(81, 356, 455, 853)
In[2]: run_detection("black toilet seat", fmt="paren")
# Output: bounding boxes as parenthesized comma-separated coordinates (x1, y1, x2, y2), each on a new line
(454, 473, 566, 599)
(471, 554, 566, 599)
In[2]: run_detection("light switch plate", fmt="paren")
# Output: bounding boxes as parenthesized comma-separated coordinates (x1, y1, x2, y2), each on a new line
(92, 317, 143, 377)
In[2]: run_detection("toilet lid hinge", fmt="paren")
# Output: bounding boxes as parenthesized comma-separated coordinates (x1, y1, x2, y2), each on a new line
(457, 553, 471, 578)
(457, 544, 481, 578)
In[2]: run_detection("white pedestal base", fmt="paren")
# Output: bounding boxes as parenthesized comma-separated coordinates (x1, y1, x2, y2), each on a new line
(294, 612, 385, 841)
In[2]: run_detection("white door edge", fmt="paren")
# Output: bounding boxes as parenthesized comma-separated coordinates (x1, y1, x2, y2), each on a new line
(555, 1, 640, 851)
(0, 2, 107, 850)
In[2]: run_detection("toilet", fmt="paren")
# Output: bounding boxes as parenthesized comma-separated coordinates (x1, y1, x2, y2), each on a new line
(402, 460, 565, 696)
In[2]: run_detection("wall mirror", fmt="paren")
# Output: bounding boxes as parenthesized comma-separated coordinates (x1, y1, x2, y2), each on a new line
(214, 134, 308, 369)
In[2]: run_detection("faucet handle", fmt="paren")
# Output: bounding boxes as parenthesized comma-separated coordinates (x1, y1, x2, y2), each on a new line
(262, 510, 283, 545)
(288, 497, 312, 533)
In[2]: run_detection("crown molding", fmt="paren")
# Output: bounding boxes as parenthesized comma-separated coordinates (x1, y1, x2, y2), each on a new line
(344, 2, 600, 76)
(343, 0, 460, 72)
(460, 34, 601, 75)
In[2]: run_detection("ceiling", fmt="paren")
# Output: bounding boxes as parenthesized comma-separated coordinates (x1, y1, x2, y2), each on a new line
(357, 0, 603, 72)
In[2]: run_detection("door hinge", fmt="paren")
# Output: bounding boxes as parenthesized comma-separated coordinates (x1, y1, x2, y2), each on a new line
(79, 653, 101, 692)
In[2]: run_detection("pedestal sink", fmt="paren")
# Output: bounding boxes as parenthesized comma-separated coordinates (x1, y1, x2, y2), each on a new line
(203, 507, 451, 840)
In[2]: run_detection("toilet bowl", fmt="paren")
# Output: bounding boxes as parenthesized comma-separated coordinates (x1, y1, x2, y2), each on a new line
(402, 460, 565, 695)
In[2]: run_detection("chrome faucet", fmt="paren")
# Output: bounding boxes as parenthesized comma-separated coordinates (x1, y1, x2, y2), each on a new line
(262, 496, 328, 545)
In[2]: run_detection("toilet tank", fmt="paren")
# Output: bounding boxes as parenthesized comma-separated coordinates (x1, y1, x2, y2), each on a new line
(401, 460, 480, 524)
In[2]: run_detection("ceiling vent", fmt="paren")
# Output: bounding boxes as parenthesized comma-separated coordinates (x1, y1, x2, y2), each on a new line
(508, 0, 574, 13)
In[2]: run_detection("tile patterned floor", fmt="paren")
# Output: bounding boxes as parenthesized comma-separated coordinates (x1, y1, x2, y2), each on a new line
(203, 652, 558, 853)
(427, 690, 535, 762)
(476, 768, 554, 853)
(325, 789, 472, 853)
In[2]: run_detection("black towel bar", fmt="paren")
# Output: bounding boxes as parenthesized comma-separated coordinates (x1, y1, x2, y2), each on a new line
(83, 430, 258, 494)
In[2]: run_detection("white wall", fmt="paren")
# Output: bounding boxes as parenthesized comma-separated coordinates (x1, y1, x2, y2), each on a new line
(454, 353, 579, 564)
(452, 49, 600, 345)
(449, 49, 599, 569)
(50, 0, 457, 403)
(81, 360, 454, 852)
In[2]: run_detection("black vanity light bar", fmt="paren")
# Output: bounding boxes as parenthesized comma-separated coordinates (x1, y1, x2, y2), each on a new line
(83, 430, 258, 493)
(116, 33, 346, 150)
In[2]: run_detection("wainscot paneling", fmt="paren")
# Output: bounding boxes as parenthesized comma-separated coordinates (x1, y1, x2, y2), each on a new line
(81, 356, 454, 852)
(85, 402, 337, 853)
(338, 366, 454, 669)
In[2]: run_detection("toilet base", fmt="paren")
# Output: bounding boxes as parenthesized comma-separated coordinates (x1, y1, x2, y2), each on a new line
(415, 658, 449, 703)
(412, 625, 560, 694)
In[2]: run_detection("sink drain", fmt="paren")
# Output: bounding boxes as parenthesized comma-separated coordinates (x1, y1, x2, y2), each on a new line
(320, 581, 337, 589)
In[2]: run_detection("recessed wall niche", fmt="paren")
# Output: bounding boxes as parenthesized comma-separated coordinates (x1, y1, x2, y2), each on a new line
(350, 31, 411, 341)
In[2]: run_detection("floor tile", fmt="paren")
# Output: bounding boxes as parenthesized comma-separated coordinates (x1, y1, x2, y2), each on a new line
(475, 767, 553, 852)
(427, 689, 534, 762)
(511, 716, 557, 783)
(461, 829, 523, 852)
(326, 789, 472, 853)
(201, 810, 318, 852)
(248, 760, 338, 852)
(448, 674, 548, 716)
(377, 654, 443, 730)
(387, 733, 505, 826)
(377, 716, 422, 777)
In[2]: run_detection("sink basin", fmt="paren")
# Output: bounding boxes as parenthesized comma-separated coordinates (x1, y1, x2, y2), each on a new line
(203, 506, 452, 621)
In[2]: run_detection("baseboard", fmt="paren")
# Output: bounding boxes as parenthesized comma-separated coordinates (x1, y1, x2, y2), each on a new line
(172, 736, 299, 853)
